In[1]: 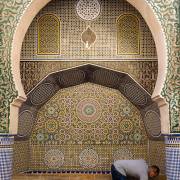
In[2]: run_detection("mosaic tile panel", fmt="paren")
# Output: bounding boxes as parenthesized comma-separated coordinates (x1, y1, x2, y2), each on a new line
(0, 137, 14, 147)
(18, 64, 161, 140)
(13, 141, 30, 174)
(0, 1, 178, 178)
(1, 0, 179, 137)
(1, 0, 32, 133)
(76, 0, 101, 21)
(149, 140, 166, 175)
(165, 136, 180, 179)
(141, 102, 161, 138)
(27, 83, 148, 171)
(0, 149, 13, 180)
(16, 104, 38, 139)
(18, 111, 34, 137)
(37, 14, 60, 54)
(29, 145, 148, 171)
(30, 83, 148, 145)
(117, 14, 140, 55)
(20, 61, 158, 94)
(20, 0, 157, 60)
(148, 0, 180, 132)
(0, 137, 14, 179)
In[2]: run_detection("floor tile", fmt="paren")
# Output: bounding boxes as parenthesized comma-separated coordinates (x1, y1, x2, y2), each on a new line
(13, 174, 166, 180)
(95, 174, 111, 180)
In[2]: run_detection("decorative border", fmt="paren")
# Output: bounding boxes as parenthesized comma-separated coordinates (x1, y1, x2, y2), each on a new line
(0, 138, 14, 148)
(165, 136, 180, 145)
(146, 1, 180, 132)
(24, 170, 111, 174)
(0, 0, 32, 133)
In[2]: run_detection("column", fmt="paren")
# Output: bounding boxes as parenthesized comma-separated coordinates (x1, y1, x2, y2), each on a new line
(0, 136, 14, 180)
(165, 135, 180, 180)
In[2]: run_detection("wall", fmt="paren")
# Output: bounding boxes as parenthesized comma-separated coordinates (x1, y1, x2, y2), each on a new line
(20, 0, 158, 96)
(29, 83, 148, 171)
(13, 0, 166, 173)
(13, 141, 30, 173)
(0, 0, 179, 135)
(149, 140, 166, 175)
(21, 61, 158, 94)
(20, 0, 157, 61)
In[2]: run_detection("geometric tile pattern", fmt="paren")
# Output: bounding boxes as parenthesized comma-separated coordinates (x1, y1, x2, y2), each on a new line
(166, 147, 180, 180)
(144, 110, 161, 137)
(30, 83, 148, 145)
(165, 136, 180, 180)
(0, 0, 178, 177)
(149, 0, 180, 133)
(16, 105, 38, 140)
(44, 149, 64, 168)
(59, 69, 85, 87)
(18, 111, 34, 137)
(165, 136, 180, 146)
(1, 0, 179, 178)
(0, 137, 14, 147)
(0, 149, 13, 180)
(79, 148, 98, 168)
(0, 0, 32, 133)
(24, 82, 151, 172)
(37, 14, 60, 54)
(149, 140, 166, 175)
(117, 14, 140, 55)
(29, 145, 148, 172)
(20, 61, 158, 94)
(30, 83, 56, 106)
(113, 147, 133, 161)
(76, 0, 101, 21)
(13, 141, 30, 174)
(14, 81, 164, 172)
(17, 64, 161, 140)
(1, 0, 179, 140)
(120, 82, 149, 107)
(20, 0, 157, 60)
(0, 137, 14, 180)
(141, 102, 162, 138)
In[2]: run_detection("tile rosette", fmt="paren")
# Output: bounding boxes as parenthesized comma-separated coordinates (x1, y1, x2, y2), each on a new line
(79, 148, 99, 168)
(76, 0, 101, 21)
(113, 148, 133, 161)
(44, 149, 64, 168)
(76, 98, 102, 123)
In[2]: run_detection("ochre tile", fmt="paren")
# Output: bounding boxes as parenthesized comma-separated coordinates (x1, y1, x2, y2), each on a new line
(95, 174, 112, 180)
(13, 174, 166, 180)
(13, 175, 57, 180)
(69, 174, 94, 180)
(155, 175, 167, 180)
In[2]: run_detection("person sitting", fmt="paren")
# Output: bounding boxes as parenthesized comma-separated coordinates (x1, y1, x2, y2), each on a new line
(111, 159, 160, 180)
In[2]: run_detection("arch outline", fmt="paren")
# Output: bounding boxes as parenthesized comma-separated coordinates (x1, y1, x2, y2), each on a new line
(10, 0, 170, 134)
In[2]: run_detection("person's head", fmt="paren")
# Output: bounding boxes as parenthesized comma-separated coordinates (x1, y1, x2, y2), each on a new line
(148, 165, 160, 178)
